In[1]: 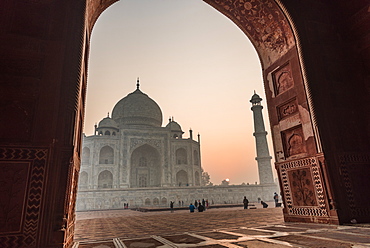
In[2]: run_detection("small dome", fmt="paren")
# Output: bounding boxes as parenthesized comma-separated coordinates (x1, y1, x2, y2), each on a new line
(98, 116, 118, 129)
(250, 92, 262, 104)
(166, 120, 182, 131)
(112, 86, 163, 128)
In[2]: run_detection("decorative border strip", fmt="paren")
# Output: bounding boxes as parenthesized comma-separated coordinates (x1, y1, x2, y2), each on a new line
(339, 153, 370, 217)
(0, 147, 47, 247)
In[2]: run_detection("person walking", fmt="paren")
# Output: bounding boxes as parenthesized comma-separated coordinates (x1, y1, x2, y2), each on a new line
(198, 203, 204, 212)
(189, 203, 195, 213)
(194, 200, 198, 208)
(170, 201, 174, 213)
(243, 196, 249, 209)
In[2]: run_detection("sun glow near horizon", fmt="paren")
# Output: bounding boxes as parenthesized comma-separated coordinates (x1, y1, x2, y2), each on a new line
(85, 0, 276, 185)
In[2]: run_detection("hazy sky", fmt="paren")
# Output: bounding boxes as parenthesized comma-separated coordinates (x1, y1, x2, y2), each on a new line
(85, 0, 276, 185)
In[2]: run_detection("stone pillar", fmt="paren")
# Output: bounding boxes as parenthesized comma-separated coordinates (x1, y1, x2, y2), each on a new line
(250, 92, 274, 184)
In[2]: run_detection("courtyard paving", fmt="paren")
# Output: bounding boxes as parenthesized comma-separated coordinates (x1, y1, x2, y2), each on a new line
(73, 204, 370, 248)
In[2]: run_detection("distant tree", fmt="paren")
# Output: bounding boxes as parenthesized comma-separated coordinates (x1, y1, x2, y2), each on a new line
(201, 171, 212, 186)
(221, 179, 230, 186)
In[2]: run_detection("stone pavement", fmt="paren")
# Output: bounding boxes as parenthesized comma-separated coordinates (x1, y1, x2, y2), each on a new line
(73, 205, 370, 248)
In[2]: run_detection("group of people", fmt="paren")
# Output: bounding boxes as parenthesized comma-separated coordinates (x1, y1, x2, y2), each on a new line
(243, 192, 281, 209)
(189, 199, 208, 213)
(172, 193, 281, 213)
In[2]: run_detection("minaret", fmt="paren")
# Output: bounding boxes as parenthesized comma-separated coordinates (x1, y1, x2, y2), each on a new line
(250, 91, 274, 184)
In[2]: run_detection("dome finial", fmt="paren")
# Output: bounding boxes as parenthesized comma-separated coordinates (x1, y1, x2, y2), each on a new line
(136, 77, 140, 90)
(107, 112, 110, 118)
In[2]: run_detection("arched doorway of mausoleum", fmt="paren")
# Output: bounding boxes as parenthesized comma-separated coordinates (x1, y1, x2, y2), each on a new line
(130, 144, 161, 188)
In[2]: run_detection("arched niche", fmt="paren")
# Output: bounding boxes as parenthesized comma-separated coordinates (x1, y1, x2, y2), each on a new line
(79, 171, 88, 189)
(82, 147, 90, 164)
(176, 148, 187, 165)
(194, 171, 200, 186)
(99, 146, 114, 164)
(161, 197, 167, 206)
(97, 170, 113, 189)
(193, 150, 199, 165)
(130, 144, 161, 188)
(176, 170, 188, 187)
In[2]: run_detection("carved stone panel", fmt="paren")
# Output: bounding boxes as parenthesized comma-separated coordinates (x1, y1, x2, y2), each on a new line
(281, 125, 306, 158)
(287, 168, 317, 206)
(278, 156, 328, 218)
(277, 98, 298, 120)
(204, 0, 295, 66)
(273, 62, 294, 95)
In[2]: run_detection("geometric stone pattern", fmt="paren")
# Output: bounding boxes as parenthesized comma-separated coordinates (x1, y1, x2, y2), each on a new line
(0, 147, 47, 248)
(73, 208, 370, 247)
(278, 156, 328, 217)
(339, 152, 370, 217)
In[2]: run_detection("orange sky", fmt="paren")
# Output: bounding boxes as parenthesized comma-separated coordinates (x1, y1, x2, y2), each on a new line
(84, 0, 277, 185)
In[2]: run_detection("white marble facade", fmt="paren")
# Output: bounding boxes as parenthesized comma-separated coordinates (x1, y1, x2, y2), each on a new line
(76, 184, 278, 210)
(77, 82, 278, 210)
(78, 82, 202, 192)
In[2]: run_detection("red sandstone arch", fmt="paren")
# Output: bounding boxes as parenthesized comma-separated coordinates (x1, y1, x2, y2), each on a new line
(0, 0, 369, 247)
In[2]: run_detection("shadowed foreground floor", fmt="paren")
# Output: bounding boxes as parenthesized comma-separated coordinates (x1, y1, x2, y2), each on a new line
(74, 206, 370, 247)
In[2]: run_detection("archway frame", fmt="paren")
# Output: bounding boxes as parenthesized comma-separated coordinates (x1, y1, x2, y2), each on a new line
(83, 0, 334, 225)
(1, 0, 370, 247)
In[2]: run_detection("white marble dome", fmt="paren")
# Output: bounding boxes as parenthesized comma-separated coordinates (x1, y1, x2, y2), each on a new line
(166, 120, 182, 131)
(98, 116, 118, 129)
(112, 87, 163, 127)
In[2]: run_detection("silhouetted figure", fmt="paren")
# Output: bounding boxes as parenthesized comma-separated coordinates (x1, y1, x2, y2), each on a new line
(243, 196, 249, 209)
(202, 199, 206, 211)
(170, 201, 174, 212)
(261, 201, 268, 208)
(274, 192, 279, 207)
(194, 200, 198, 208)
(198, 203, 204, 212)
(189, 203, 195, 213)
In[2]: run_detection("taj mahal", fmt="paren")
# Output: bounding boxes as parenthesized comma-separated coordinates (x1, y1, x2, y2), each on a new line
(76, 79, 278, 210)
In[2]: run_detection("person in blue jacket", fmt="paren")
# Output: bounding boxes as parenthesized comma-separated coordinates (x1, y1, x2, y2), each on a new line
(189, 203, 196, 213)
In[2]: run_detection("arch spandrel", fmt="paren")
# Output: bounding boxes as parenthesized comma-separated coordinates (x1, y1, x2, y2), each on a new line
(86, 0, 119, 33)
(203, 0, 295, 66)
